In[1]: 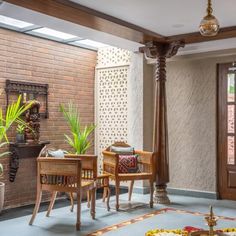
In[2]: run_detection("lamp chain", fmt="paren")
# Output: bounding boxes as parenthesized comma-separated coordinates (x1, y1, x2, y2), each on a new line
(207, 0, 213, 15)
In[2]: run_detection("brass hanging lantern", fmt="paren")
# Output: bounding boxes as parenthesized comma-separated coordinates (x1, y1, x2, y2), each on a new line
(199, 0, 220, 36)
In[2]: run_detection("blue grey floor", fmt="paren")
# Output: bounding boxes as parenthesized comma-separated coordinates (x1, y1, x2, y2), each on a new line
(0, 194, 236, 236)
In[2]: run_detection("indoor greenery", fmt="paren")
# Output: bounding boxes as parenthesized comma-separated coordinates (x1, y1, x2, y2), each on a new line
(0, 95, 32, 176)
(16, 124, 25, 134)
(60, 102, 95, 155)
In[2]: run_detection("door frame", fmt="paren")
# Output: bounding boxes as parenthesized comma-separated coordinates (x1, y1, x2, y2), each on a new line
(217, 62, 236, 200)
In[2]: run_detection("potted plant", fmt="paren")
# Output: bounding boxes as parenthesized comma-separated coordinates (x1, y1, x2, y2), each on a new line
(0, 95, 32, 213)
(60, 102, 95, 200)
(60, 102, 95, 155)
(16, 124, 25, 143)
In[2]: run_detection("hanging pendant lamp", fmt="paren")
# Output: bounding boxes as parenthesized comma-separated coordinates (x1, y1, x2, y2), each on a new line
(199, 0, 220, 37)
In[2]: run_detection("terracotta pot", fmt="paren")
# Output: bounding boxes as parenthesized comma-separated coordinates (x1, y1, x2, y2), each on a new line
(0, 182, 5, 213)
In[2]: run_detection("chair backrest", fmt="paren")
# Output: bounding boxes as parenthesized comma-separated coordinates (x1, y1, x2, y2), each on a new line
(104, 142, 155, 175)
(106, 142, 131, 151)
(37, 157, 82, 192)
(39, 146, 97, 183)
(64, 154, 97, 181)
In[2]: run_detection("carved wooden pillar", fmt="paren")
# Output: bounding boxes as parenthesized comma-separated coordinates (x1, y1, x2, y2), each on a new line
(153, 54, 170, 204)
(140, 41, 184, 204)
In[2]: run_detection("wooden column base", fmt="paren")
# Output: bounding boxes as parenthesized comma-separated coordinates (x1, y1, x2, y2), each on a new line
(154, 185, 170, 205)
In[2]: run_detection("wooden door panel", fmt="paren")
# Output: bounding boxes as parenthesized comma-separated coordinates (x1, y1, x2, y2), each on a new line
(218, 63, 236, 200)
(228, 170, 236, 188)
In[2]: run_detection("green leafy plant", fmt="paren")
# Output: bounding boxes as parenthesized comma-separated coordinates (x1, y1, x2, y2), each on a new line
(16, 124, 25, 134)
(0, 95, 32, 176)
(0, 142, 7, 176)
(60, 102, 95, 155)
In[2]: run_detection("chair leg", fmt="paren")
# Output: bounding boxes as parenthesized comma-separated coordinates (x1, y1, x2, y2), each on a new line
(76, 190, 81, 231)
(149, 179, 154, 208)
(115, 181, 120, 211)
(46, 191, 57, 217)
(102, 187, 107, 202)
(106, 187, 111, 211)
(90, 188, 96, 219)
(87, 191, 91, 208)
(69, 192, 74, 212)
(128, 180, 134, 201)
(29, 190, 42, 225)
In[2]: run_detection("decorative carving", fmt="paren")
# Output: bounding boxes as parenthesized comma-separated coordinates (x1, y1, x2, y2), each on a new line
(153, 58, 170, 186)
(9, 146, 20, 182)
(9, 142, 49, 182)
(140, 41, 184, 205)
(155, 56, 166, 82)
(96, 47, 131, 172)
(140, 40, 185, 59)
(96, 67, 129, 171)
(25, 100, 41, 143)
(154, 184, 170, 205)
(97, 47, 131, 68)
(5, 80, 49, 118)
(165, 41, 185, 58)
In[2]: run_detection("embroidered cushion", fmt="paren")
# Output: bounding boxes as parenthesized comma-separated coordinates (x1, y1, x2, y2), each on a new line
(118, 154, 140, 173)
(110, 146, 134, 155)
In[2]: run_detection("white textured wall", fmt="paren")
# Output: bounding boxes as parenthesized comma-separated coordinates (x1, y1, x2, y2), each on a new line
(128, 52, 143, 150)
(166, 54, 236, 192)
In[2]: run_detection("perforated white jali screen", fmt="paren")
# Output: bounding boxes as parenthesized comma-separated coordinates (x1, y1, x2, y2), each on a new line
(95, 47, 131, 171)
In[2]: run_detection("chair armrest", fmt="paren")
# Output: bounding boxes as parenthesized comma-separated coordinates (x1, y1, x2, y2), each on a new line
(135, 150, 154, 164)
(97, 173, 111, 179)
(102, 150, 117, 157)
(102, 151, 119, 164)
(96, 174, 110, 188)
(102, 151, 119, 175)
(135, 150, 155, 175)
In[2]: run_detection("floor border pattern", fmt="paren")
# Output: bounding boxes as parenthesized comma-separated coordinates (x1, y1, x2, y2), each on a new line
(87, 207, 236, 236)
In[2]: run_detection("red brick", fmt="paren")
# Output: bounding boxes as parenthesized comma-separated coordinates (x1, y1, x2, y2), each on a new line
(0, 28, 96, 209)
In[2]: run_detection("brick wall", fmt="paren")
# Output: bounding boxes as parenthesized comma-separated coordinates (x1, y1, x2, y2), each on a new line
(0, 28, 97, 208)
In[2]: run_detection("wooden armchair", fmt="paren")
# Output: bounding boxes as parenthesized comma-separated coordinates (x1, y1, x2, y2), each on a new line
(36, 146, 110, 212)
(45, 155, 97, 221)
(29, 157, 85, 230)
(45, 155, 111, 213)
(102, 142, 155, 211)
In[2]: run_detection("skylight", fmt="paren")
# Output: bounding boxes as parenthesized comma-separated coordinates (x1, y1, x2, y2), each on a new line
(0, 15, 33, 28)
(0, 14, 111, 51)
(32, 27, 77, 40)
(72, 39, 108, 49)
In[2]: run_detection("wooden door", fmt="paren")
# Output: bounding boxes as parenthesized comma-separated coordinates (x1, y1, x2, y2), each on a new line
(218, 63, 236, 200)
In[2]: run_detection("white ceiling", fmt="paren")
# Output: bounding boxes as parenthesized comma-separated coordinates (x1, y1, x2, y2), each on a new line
(72, 0, 236, 36)
(0, 2, 143, 51)
(1, 1, 236, 55)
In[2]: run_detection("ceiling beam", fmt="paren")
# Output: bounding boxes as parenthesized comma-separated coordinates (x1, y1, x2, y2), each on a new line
(4, 0, 236, 46)
(168, 26, 236, 44)
(4, 0, 166, 44)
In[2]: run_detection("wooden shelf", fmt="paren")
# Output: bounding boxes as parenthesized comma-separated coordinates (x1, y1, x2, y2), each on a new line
(9, 141, 50, 182)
